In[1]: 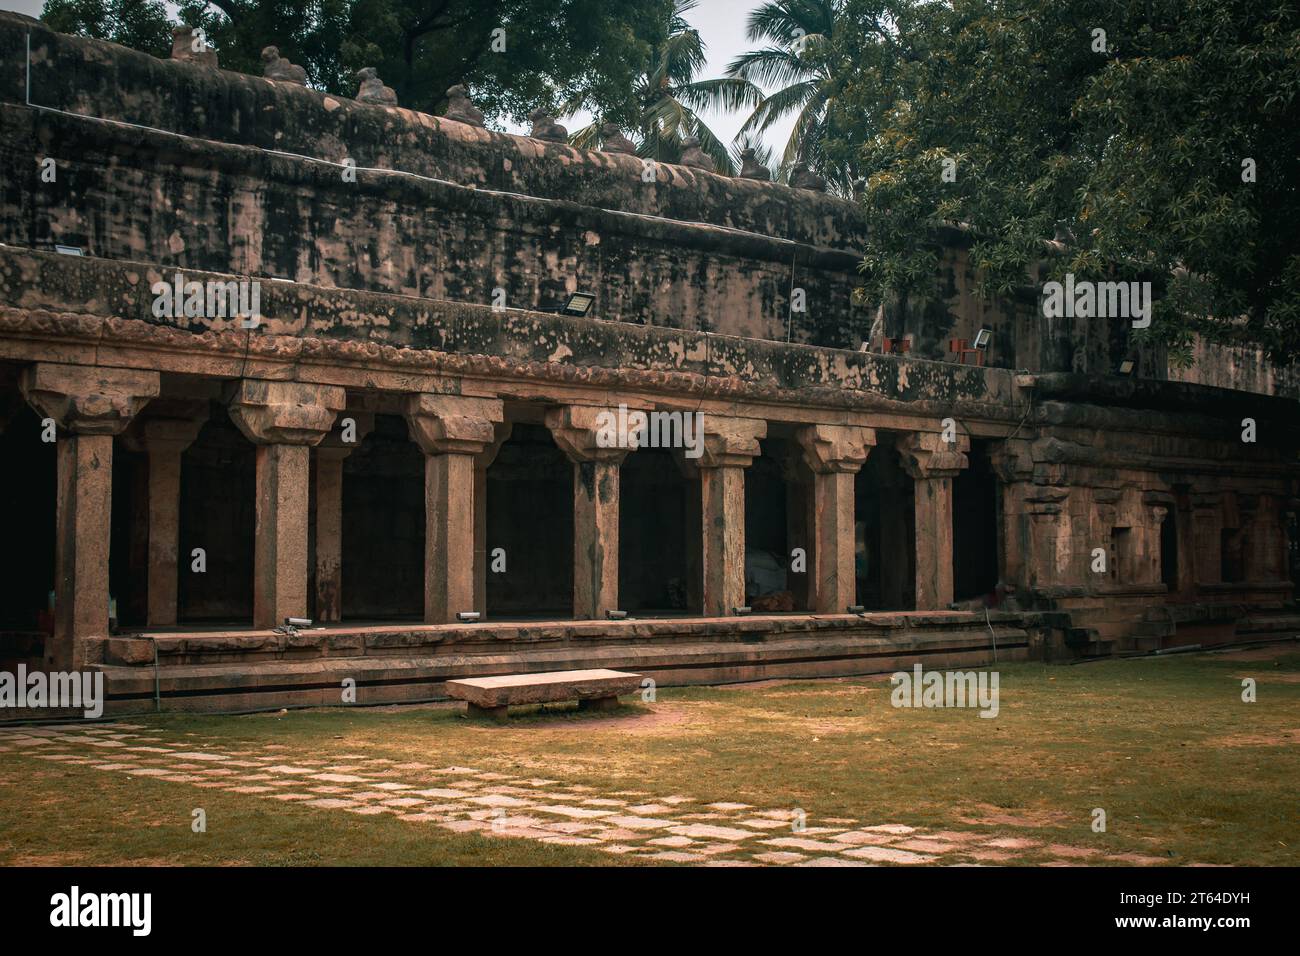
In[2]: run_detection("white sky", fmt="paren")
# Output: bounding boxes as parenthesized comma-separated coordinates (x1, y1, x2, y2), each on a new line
(2, 0, 797, 155)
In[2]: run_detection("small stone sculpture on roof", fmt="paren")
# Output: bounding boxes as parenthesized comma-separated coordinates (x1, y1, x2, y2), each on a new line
(355, 67, 398, 107)
(170, 26, 218, 68)
(261, 46, 307, 85)
(599, 123, 637, 155)
(789, 162, 827, 191)
(528, 109, 568, 143)
(678, 135, 715, 173)
(443, 84, 485, 126)
(738, 147, 770, 181)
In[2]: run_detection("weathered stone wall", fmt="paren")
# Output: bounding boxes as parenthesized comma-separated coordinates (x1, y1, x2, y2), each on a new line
(0, 10, 1214, 384)
(3, 11, 1293, 392)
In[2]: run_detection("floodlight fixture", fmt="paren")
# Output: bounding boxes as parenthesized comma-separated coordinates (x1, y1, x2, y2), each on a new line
(55, 244, 84, 256)
(561, 291, 596, 317)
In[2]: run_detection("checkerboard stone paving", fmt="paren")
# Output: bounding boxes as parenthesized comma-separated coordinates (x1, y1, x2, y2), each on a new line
(0, 724, 1170, 867)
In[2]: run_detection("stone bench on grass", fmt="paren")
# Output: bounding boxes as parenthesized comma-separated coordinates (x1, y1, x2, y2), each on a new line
(445, 669, 642, 722)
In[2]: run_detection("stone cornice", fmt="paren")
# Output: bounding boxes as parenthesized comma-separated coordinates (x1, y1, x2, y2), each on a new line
(0, 305, 1020, 427)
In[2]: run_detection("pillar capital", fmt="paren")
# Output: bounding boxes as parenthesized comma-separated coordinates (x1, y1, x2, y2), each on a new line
(698, 417, 767, 469)
(21, 363, 160, 435)
(989, 438, 1033, 482)
(231, 381, 345, 446)
(316, 410, 376, 459)
(475, 421, 514, 468)
(796, 423, 874, 474)
(544, 404, 630, 464)
(121, 399, 209, 455)
(405, 394, 504, 455)
(897, 431, 970, 480)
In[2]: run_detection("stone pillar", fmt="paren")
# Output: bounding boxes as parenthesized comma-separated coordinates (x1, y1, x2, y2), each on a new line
(989, 440, 1033, 594)
(697, 418, 767, 616)
(1248, 493, 1287, 582)
(897, 432, 970, 610)
(129, 408, 207, 626)
(231, 381, 345, 628)
(405, 394, 505, 623)
(20, 364, 160, 668)
(473, 422, 513, 619)
(545, 405, 629, 619)
(313, 413, 375, 623)
(795, 424, 874, 613)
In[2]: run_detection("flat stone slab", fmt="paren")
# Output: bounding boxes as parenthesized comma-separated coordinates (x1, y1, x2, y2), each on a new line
(445, 669, 642, 708)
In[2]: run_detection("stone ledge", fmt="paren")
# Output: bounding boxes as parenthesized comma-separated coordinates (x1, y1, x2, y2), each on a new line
(94, 611, 1034, 667)
(93, 627, 1032, 714)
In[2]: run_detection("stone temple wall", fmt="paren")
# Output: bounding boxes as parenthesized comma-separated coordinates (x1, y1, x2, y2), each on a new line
(4, 9, 1286, 390)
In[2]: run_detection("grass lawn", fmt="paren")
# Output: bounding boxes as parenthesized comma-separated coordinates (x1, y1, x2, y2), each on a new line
(1, 645, 1296, 866)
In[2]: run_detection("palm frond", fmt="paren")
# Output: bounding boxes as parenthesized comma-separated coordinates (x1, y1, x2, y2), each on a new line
(675, 76, 765, 112)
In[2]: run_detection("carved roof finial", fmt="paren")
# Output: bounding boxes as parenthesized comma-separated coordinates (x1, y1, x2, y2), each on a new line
(738, 147, 770, 181)
(261, 46, 307, 85)
(443, 84, 485, 126)
(528, 108, 568, 143)
(598, 123, 638, 155)
(355, 67, 397, 106)
(170, 26, 218, 68)
(789, 162, 827, 192)
(678, 135, 715, 172)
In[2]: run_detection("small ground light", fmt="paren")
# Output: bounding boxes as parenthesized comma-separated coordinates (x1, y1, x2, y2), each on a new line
(561, 292, 596, 317)
(285, 617, 312, 627)
(456, 611, 481, 623)
(732, 606, 752, 616)
(847, 605, 865, 614)
(55, 244, 84, 256)
(606, 609, 628, 620)
(1118, 359, 1136, 376)
(973, 327, 992, 350)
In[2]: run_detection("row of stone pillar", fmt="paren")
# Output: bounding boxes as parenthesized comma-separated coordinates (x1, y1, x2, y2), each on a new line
(19, 363, 971, 670)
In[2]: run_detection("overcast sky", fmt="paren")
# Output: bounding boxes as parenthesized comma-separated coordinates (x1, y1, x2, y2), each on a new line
(2, 0, 797, 155)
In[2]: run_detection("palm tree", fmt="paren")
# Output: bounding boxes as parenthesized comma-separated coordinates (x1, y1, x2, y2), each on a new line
(726, 0, 846, 186)
(567, 0, 761, 174)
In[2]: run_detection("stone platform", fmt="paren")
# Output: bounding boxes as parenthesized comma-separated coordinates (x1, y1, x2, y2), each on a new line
(83, 611, 1037, 715)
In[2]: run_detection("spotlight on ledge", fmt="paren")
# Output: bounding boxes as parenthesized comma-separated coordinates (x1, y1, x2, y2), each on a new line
(55, 244, 84, 256)
(457, 611, 481, 623)
(973, 327, 992, 350)
(285, 617, 312, 628)
(1117, 358, 1136, 376)
(732, 606, 752, 616)
(606, 609, 628, 620)
(847, 605, 865, 614)
(561, 291, 596, 317)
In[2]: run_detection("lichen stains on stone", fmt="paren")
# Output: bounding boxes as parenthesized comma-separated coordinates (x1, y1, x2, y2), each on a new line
(548, 343, 573, 363)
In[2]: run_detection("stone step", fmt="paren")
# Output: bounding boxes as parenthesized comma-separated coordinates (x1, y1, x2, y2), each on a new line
(91, 626, 1032, 715)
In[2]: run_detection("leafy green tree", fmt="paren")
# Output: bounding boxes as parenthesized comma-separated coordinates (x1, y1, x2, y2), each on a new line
(568, 0, 761, 174)
(726, 0, 851, 186)
(826, 0, 1300, 364)
(42, 0, 673, 123)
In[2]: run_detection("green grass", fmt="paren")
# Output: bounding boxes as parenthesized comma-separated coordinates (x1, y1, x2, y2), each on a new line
(1, 646, 1296, 866)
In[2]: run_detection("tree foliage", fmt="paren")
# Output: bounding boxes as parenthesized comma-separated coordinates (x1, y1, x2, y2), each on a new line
(567, 0, 761, 174)
(41, 0, 673, 123)
(825, 0, 1300, 364)
(726, 0, 853, 188)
